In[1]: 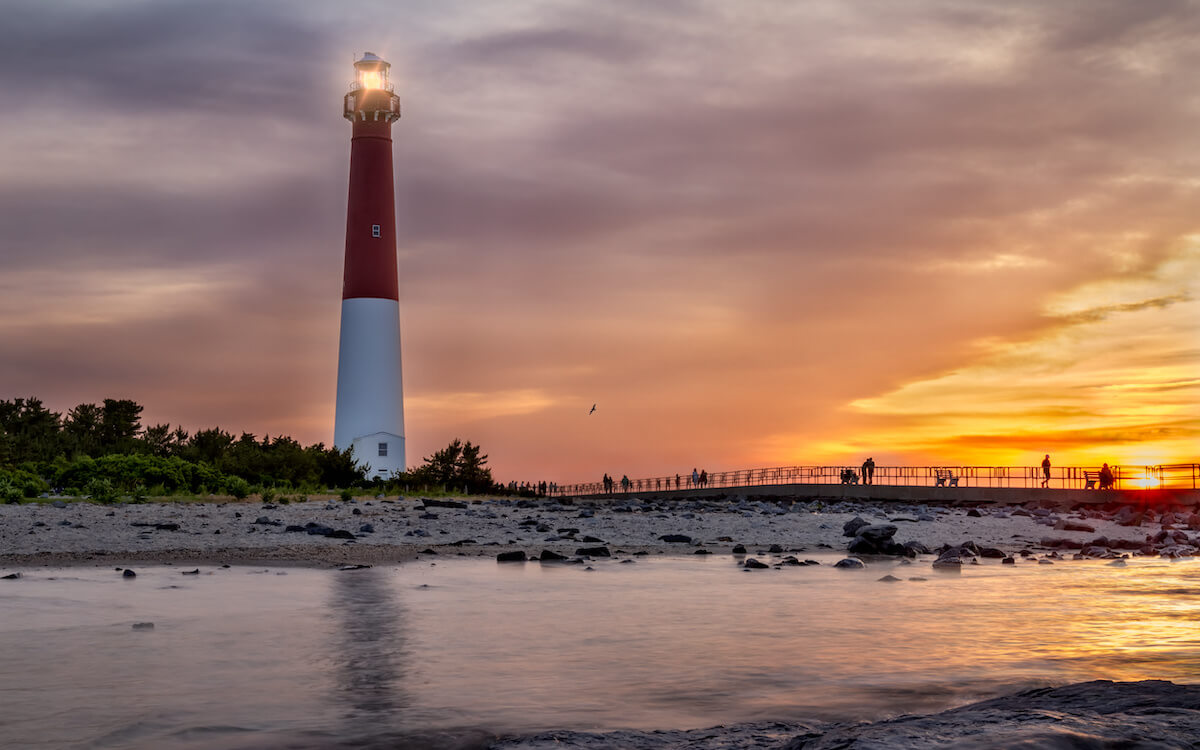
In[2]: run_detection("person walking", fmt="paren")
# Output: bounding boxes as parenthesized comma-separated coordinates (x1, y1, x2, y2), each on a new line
(1041, 454, 1051, 488)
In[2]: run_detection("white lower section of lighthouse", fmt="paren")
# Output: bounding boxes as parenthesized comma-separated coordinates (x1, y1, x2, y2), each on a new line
(334, 297, 406, 478)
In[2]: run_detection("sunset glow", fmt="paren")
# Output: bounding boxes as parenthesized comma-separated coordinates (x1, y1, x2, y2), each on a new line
(1, 1, 1197, 481)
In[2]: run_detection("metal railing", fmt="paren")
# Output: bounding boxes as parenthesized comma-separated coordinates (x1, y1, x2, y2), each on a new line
(550, 463, 1200, 497)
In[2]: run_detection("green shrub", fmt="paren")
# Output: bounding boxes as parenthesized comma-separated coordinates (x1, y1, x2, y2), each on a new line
(0, 477, 21, 504)
(260, 487, 276, 504)
(225, 476, 251, 500)
(85, 477, 120, 504)
(339, 488, 354, 502)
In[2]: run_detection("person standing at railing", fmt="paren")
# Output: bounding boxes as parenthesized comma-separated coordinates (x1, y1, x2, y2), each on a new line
(1041, 454, 1051, 488)
(675, 473, 681, 489)
(621, 474, 630, 493)
(691, 468, 699, 488)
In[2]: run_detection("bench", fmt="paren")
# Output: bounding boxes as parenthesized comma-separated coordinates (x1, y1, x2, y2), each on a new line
(1084, 471, 1115, 490)
(934, 469, 959, 487)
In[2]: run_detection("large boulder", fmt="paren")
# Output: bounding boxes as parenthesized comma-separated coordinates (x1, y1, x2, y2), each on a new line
(842, 516, 871, 537)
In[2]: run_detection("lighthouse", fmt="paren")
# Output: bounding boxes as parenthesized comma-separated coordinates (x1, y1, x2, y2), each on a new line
(333, 52, 405, 478)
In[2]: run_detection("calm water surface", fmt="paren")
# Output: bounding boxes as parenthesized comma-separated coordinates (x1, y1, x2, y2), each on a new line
(2, 555, 1199, 748)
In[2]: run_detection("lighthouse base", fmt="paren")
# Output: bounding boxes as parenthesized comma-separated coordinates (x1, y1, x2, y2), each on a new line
(334, 297, 406, 477)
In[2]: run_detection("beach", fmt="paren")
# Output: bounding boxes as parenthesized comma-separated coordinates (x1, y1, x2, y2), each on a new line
(1, 492, 1191, 569)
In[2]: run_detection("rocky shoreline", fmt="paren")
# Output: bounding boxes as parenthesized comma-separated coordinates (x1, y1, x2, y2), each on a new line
(488, 680, 1200, 749)
(2, 493, 1198, 569)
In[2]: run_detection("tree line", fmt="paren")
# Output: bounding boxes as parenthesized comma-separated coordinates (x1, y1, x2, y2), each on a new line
(0, 397, 499, 502)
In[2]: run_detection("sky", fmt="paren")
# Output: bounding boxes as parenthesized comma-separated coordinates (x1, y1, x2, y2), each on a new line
(1, 0, 1197, 482)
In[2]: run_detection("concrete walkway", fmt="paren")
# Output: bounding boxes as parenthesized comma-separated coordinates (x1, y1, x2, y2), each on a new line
(569, 483, 1200, 506)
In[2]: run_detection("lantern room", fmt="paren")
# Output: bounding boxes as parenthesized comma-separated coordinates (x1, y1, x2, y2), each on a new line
(344, 52, 401, 121)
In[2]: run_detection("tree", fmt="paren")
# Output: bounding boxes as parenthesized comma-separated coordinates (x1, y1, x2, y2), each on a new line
(411, 438, 494, 493)
(100, 399, 143, 452)
(64, 403, 104, 457)
(0, 398, 62, 464)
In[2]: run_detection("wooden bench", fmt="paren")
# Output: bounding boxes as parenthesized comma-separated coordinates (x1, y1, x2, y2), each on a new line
(934, 469, 959, 487)
(1084, 471, 1098, 489)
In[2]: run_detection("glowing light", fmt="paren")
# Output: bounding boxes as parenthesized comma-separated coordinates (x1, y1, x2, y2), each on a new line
(1128, 475, 1161, 490)
(359, 71, 383, 90)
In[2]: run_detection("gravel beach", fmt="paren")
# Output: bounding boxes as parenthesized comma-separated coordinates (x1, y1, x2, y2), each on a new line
(1, 492, 1188, 569)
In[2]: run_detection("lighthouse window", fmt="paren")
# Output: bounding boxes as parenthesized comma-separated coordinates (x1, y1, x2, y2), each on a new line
(378, 442, 388, 457)
(371, 224, 381, 238)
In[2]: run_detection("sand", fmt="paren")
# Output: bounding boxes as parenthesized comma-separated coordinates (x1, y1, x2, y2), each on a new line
(0, 492, 1167, 568)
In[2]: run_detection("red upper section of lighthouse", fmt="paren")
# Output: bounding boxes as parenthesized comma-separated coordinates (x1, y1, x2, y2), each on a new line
(342, 58, 401, 301)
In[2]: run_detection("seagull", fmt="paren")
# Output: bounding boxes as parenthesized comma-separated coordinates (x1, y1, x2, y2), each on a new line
(589, 404, 596, 414)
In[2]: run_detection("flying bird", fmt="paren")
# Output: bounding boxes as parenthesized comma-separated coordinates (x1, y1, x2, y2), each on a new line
(589, 404, 596, 414)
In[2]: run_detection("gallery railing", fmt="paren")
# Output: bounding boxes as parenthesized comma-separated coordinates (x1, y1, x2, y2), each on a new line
(551, 463, 1200, 497)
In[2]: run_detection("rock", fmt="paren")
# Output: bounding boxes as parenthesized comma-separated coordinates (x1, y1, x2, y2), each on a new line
(856, 524, 898, 544)
(1002, 557, 1016, 565)
(579, 535, 605, 543)
(155, 523, 181, 531)
(2, 572, 21, 580)
(358, 523, 375, 533)
(181, 569, 200, 575)
(284, 525, 306, 533)
(658, 534, 692, 543)
(779, 680, 1200, 749)
(902, 541, 931, 555)
(131, 622, 155, 630)
(731, 544, 747, 554)
(979, 547, 1006, 558)
(843, 516, 871, 537)
(1039, 559, 1054, 565)
(423, 499, 468, 509)
(1108, 559, 1128, 567)
(352, 507, 362, 515)
(496, 551, 527, 562)
(833, 557, 866, 569)
(932, 558, 962, 571)
(877, 574, 902, 582)
(768, 544, 784, 553)
(539, 550, 568, 561)
(1054, 519, 1097, 533)
(576, 546, 611, 557)
(694, 549, 712, 555)
(326, 529, 355, 540)
(744, 558, 770, 569)
(419, 512, 439, 520)
(967, 508, 982, 517)
(122, 569, 136, 578)
(51, 500, 67, 509)
(338, 564, 372, 571)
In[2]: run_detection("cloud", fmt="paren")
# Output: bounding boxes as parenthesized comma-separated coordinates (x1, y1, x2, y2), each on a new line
(3, 0, 1200, 479)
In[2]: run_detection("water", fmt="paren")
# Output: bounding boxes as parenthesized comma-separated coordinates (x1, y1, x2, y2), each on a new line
(2, 555, 1200, 749)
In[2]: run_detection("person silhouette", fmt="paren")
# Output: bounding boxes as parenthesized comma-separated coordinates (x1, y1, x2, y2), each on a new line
(1041, 454, 1051, 488)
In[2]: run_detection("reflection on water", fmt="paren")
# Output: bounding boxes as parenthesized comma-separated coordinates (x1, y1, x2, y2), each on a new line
(328, 568, 408, 722)
(1, 556, 1200, 748)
